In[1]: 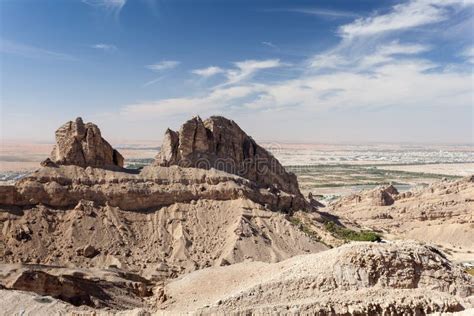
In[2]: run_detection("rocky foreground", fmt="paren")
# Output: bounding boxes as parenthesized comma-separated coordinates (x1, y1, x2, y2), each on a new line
(0, 116, 473, 315)
(329, 178, 474, 262)
(161, 241, 473, 314)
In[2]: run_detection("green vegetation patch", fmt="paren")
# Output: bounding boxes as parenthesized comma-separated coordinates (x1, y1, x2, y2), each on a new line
(288, 216, 322, 242)
(286, 164, 461, 192)
(324, 221, 382, 242)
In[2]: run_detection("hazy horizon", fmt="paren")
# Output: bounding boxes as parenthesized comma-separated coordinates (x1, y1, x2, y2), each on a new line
(1, 0, 473, 143)
(2, 134, 474, 146)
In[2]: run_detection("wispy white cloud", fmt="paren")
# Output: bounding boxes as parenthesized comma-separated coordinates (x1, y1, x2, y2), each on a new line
(288, 8, 360, 19)
(124, 54, 472, 119)
(117, 0, 473, 140)
(223, 59, 284, 86)
(92, 43, 117, 52)
(192, 66, 224, 77)
(82, 0, 127, 16)
(375, 41, 429, 55)
(262, 41, 278, 49)
(0, 39, 77, 61)
(310, 41, 431, 70)
(191, 59, 284, 84)
(241, 60, 471, 112)
(143, 75, 166, 87)
(143, 60, 180, 87)
(461, 45, 474, 63)
(146, 60, 180, 72)
(339, 0, 474, 38)
(123, 85, 261, 117)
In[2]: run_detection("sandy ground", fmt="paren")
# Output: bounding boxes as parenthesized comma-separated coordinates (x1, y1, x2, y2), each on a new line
(0, 142, 51, 172)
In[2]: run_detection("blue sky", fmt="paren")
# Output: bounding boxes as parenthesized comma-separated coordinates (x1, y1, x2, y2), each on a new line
(1, 0, 473, 143)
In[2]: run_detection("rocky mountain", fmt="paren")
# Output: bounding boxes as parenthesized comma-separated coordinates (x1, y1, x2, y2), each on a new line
(0, 116, 472, 315)
(155, 116, 302, 197)
(0, 116, 328, 306)
(47, 117, 124, 168)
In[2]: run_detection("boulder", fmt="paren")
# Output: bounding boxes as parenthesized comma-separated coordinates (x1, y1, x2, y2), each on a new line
(155, 116, 301, 197)
(76, 245, 99, 258)
(47, 117, 124, 168)
(370, 185, 400, 206)
(371, 189, 395, 206)
(5, 266, 151, 309)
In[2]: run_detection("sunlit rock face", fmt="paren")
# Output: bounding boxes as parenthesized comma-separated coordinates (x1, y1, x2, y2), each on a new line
(155, 115, 302, 197)
(49, 117, 124, 168)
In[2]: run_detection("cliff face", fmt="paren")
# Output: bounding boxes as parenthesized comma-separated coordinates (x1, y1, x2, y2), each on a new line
(49, 117, 124, 168)
(155, 116, 301, 197)
(1, 116, 308, 213)
(2, 165, 306, 212)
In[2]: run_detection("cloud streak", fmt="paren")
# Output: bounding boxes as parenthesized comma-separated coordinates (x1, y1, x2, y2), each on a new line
(261, 41, 278, 49)
(125, 56, 472, 119)
(117, 0, 473, 138)
(146, 60, 180, 72)
(82, 0, 127, 17)
(192, 66, 224, 77)
(339, 0, 474, 38)
(461, 45, 474, 63)
(123, 85, 261, 117)
(0, 39, 77, 61)
(144, 60, 180, 87)
(92, 43, 117, 52)
(310, 41, 431, 70)
(288, 8, 360, 19)
(223, 59, 284, 86)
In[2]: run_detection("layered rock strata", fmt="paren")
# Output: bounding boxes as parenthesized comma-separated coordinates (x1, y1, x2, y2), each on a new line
(48, 117, 124, 168)
(155, 116, 301, 197)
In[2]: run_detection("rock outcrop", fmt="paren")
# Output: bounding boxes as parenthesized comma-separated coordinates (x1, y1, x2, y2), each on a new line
(3, 116, 472, 315)
(0, 264, 151, 309)
(0, 198, 328, 279)
(0, 116, 309, 212)
(155, 116, 301, 197)
(332, 184, 399, 208)
(160, 241, 473, 314)
(330, 177, 474, 252)
(48, 117, 124, 168)
(0, 116, 325, 280)
(0, 164, 306, 212)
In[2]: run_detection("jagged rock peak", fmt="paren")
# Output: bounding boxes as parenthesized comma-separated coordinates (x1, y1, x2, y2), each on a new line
(155, 115, 302, 196)
(47, 117, 124, 168)
(371, 184, 399, 206)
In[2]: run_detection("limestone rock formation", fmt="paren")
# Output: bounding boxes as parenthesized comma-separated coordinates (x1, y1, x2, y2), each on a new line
(330, 177, 474, 253)
(332, 184, 399, 208)
(3, 115, 472, 314)
(48, 117, 124, 168)
(371, 187, 395, 206)
(155, 116, 301, 197)
(0, 264, 151, 309)
(0, 164, 306, 212)
(160, 241, 473, 314)
(0, 115, 325, 279)
(0, 197, 327, 278)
